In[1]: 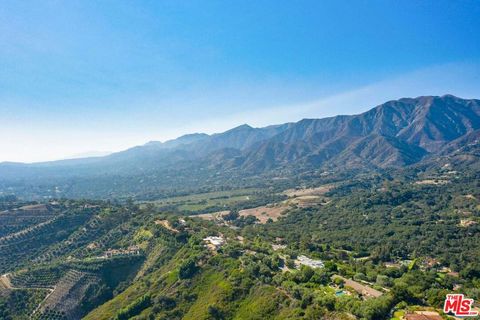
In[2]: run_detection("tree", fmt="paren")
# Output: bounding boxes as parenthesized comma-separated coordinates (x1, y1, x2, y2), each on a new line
(298, 266, 315, 283)
(310, 269, 329, 285)
(354, 273, 367, 282)
(333, 277, 345, 287)
(207, 305, 224, 320)
(376, 275, 392, 288)
(153, 295, 176, 311)
(179, 259, 197, 279)
(223, 210, 239, 221)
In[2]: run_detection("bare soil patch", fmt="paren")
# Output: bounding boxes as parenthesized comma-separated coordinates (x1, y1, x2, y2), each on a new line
(239, 205, 288, 224)
(414, 179, 449, 185)
(0, 274, 12, 289)
(154, 220, 179, 233)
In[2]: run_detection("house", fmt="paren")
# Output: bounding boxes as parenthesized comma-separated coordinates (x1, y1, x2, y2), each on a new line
(203, 236, 225, 250)
(384, 262, 401, 268)
(332, 275, 383, 298)
(296, 255, 324, 269)
(272, 244, 287, 251)
(127, 245, 141, 254)
(102, 245, 141, 258)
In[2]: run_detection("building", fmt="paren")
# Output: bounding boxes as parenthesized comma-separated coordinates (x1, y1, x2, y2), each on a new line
(272, 244, 287, 251)
(102, 245, 141, 258)
(332, 275, 383, 298)
(296, 255, 324, 269)
(203, 236, 225, 250)
(384, 262, 401, 268)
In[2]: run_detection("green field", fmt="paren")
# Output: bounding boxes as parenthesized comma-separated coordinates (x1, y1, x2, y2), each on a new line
(142, 188, 260, 212)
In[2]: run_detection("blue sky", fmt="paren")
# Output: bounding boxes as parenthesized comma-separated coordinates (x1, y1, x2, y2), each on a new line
(1, 0, 480, 162)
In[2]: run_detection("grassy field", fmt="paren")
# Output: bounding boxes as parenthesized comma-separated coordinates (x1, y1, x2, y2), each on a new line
(142, 188, 259, 212)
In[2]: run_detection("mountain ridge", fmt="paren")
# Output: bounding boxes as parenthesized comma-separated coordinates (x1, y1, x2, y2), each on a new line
(1, 94, 479, 199)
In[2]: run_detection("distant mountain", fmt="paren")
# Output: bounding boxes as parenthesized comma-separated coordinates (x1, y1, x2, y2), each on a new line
(1, 95, 479, 199)
(234, 94, 480, 170)
(144, 133, 210, 149)
(66, 151, 112, 159)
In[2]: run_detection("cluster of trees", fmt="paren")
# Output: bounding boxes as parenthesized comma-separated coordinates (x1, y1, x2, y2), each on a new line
(257, 173, 480, 278)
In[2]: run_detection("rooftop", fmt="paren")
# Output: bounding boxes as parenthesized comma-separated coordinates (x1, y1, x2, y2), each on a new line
(296, 255, 324, 269)
(203, 236, 225, 247)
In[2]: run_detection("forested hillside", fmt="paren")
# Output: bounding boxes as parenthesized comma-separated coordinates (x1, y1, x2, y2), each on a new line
(1, 151, 479, 319)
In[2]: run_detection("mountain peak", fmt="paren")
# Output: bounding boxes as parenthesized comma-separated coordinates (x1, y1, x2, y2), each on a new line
(229, 124, 254, 131)
(144, 141, 162, 146)
(441, 94, 460, 99)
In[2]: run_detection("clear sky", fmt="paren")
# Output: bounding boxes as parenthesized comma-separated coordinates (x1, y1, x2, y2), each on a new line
(1, 0, 479, 162)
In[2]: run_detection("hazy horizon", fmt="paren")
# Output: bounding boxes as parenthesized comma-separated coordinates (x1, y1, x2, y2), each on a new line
(1, 1, 480, 162)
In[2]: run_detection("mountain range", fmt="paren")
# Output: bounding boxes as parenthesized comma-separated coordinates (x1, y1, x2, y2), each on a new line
(1, 94, 479, 199)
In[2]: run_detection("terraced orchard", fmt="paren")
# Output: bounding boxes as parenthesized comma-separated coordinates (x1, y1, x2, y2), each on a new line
(9, 267, 65, 289)
(0, 199, 146, 319)
(0, 204, 94, 274)
(0, 204, 54, 237)
(32, 270, 102, 320)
